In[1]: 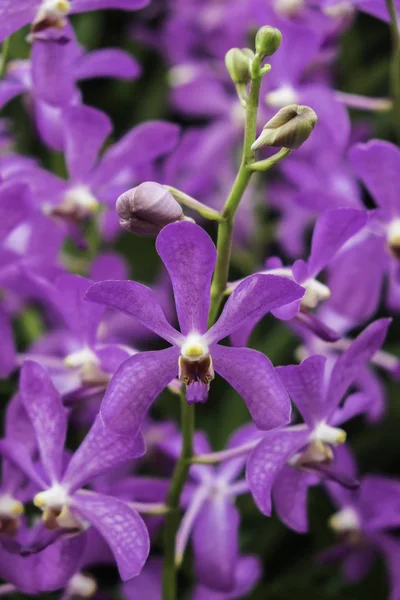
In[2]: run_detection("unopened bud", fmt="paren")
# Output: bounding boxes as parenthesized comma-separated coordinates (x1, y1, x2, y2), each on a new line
(255, 26, 282, 59)
(252, 104, 317, 150)
(225, 48, 254, 84)
(116, 182, 184, 235)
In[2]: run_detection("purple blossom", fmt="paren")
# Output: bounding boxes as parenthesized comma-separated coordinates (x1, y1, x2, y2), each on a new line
(229, 207, 367, 346)
(86, 220, 304, 432)
(0, 0, 150, 43)
(1, 360, 150, 581)
(321, 446, 400, 599)
(246, 318, 390, 532)
(0, 26, 140, 150)
(20, 273, 133, 400)
(6, 107, 179, 242)
(327, 140, 400, 322)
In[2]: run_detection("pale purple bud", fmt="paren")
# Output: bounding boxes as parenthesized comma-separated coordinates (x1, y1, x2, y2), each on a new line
(116, 182, 184, 235)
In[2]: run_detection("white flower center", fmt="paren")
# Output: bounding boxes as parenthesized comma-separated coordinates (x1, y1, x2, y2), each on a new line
(34, 485, 86, 530)
(329, 506, 360, 532)
(0, 494, 24, 517)
(322, 1, 354, 18)
(180, 333, 209, 362)
(302, 279, 331, 309)
(65, 185, 99, 213)
(266, 84, 299, 108)
(64, 347, 98, 369)
(168, 65, 198, 87)
(274, 0, 304, 16)
(34, 484, 68, 510)
(38, 0, 70, 18)
(311, 422, 347, 446)
(387, 218, 400, 250)
(66, 573, 97, 598)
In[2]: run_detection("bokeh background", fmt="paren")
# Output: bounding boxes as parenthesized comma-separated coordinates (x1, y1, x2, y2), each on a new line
(1, 5, 399, 599)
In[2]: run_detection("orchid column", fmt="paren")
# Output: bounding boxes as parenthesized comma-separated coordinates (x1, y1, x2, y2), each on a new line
(161, 26, 317, 600)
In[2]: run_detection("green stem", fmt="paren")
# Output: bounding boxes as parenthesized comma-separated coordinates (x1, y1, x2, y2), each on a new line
(386, 0, 400, 141)
(208, 59, 262, 325)
(0, 37, 10, 78)
(162, 394, 195, 600)
(165, 185, 225, 222)
(249, 148, 292, 172)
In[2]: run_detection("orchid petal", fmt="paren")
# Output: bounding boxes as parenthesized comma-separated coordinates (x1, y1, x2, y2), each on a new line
(277, 355, 327, 427)
(246, 428, 309, 515)
(307, 208, 367, 278)
(156, 222, 216, 335)
(207, 275, 304, 344)
(86, 280, 182, 345)
(72, 491, 149, 581)
(326, 318, 391, 415)
(63, 105, 112, 182)
(20, 361, 67, 483)
(212, 345, 291, 431)
(99, 347, 180, 435)
(192, 497, 240, 592)
(63, 416, 145, 492)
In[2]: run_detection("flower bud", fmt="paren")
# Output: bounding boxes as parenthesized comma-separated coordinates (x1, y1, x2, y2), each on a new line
(255, 26, 282, 59)
(252, 104, 317, 150)
(116, 182, 184, 235)
(225, 48, 254, 84)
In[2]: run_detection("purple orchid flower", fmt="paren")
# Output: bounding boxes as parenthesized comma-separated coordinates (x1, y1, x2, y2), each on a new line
(246, 318, 390, 532)
(294, 307, 400, 423)
(0, 26, 140, 150)
(20, 273, 134, 401)
(1, 360, 150, 581)
(229, 207, 367, 346)
(86, 220, 304, 431)
(0, 0, 150, 43)
(8, 105, 179, 242)
(321, 446, 400, 600)
(123, 555, 261, 600)
(327, 140, 400, 322)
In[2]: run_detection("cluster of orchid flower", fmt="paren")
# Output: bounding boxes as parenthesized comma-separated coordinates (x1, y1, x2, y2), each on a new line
(0, 0, 400, 599)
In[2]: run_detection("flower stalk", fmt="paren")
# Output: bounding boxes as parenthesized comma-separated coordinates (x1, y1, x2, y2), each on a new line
(0, 36, 10, 78)
(208, 55, 262, 325)
(162, 392, 195, 600)
(161, 28, 294, 600)
(165, 185, 225, 222)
